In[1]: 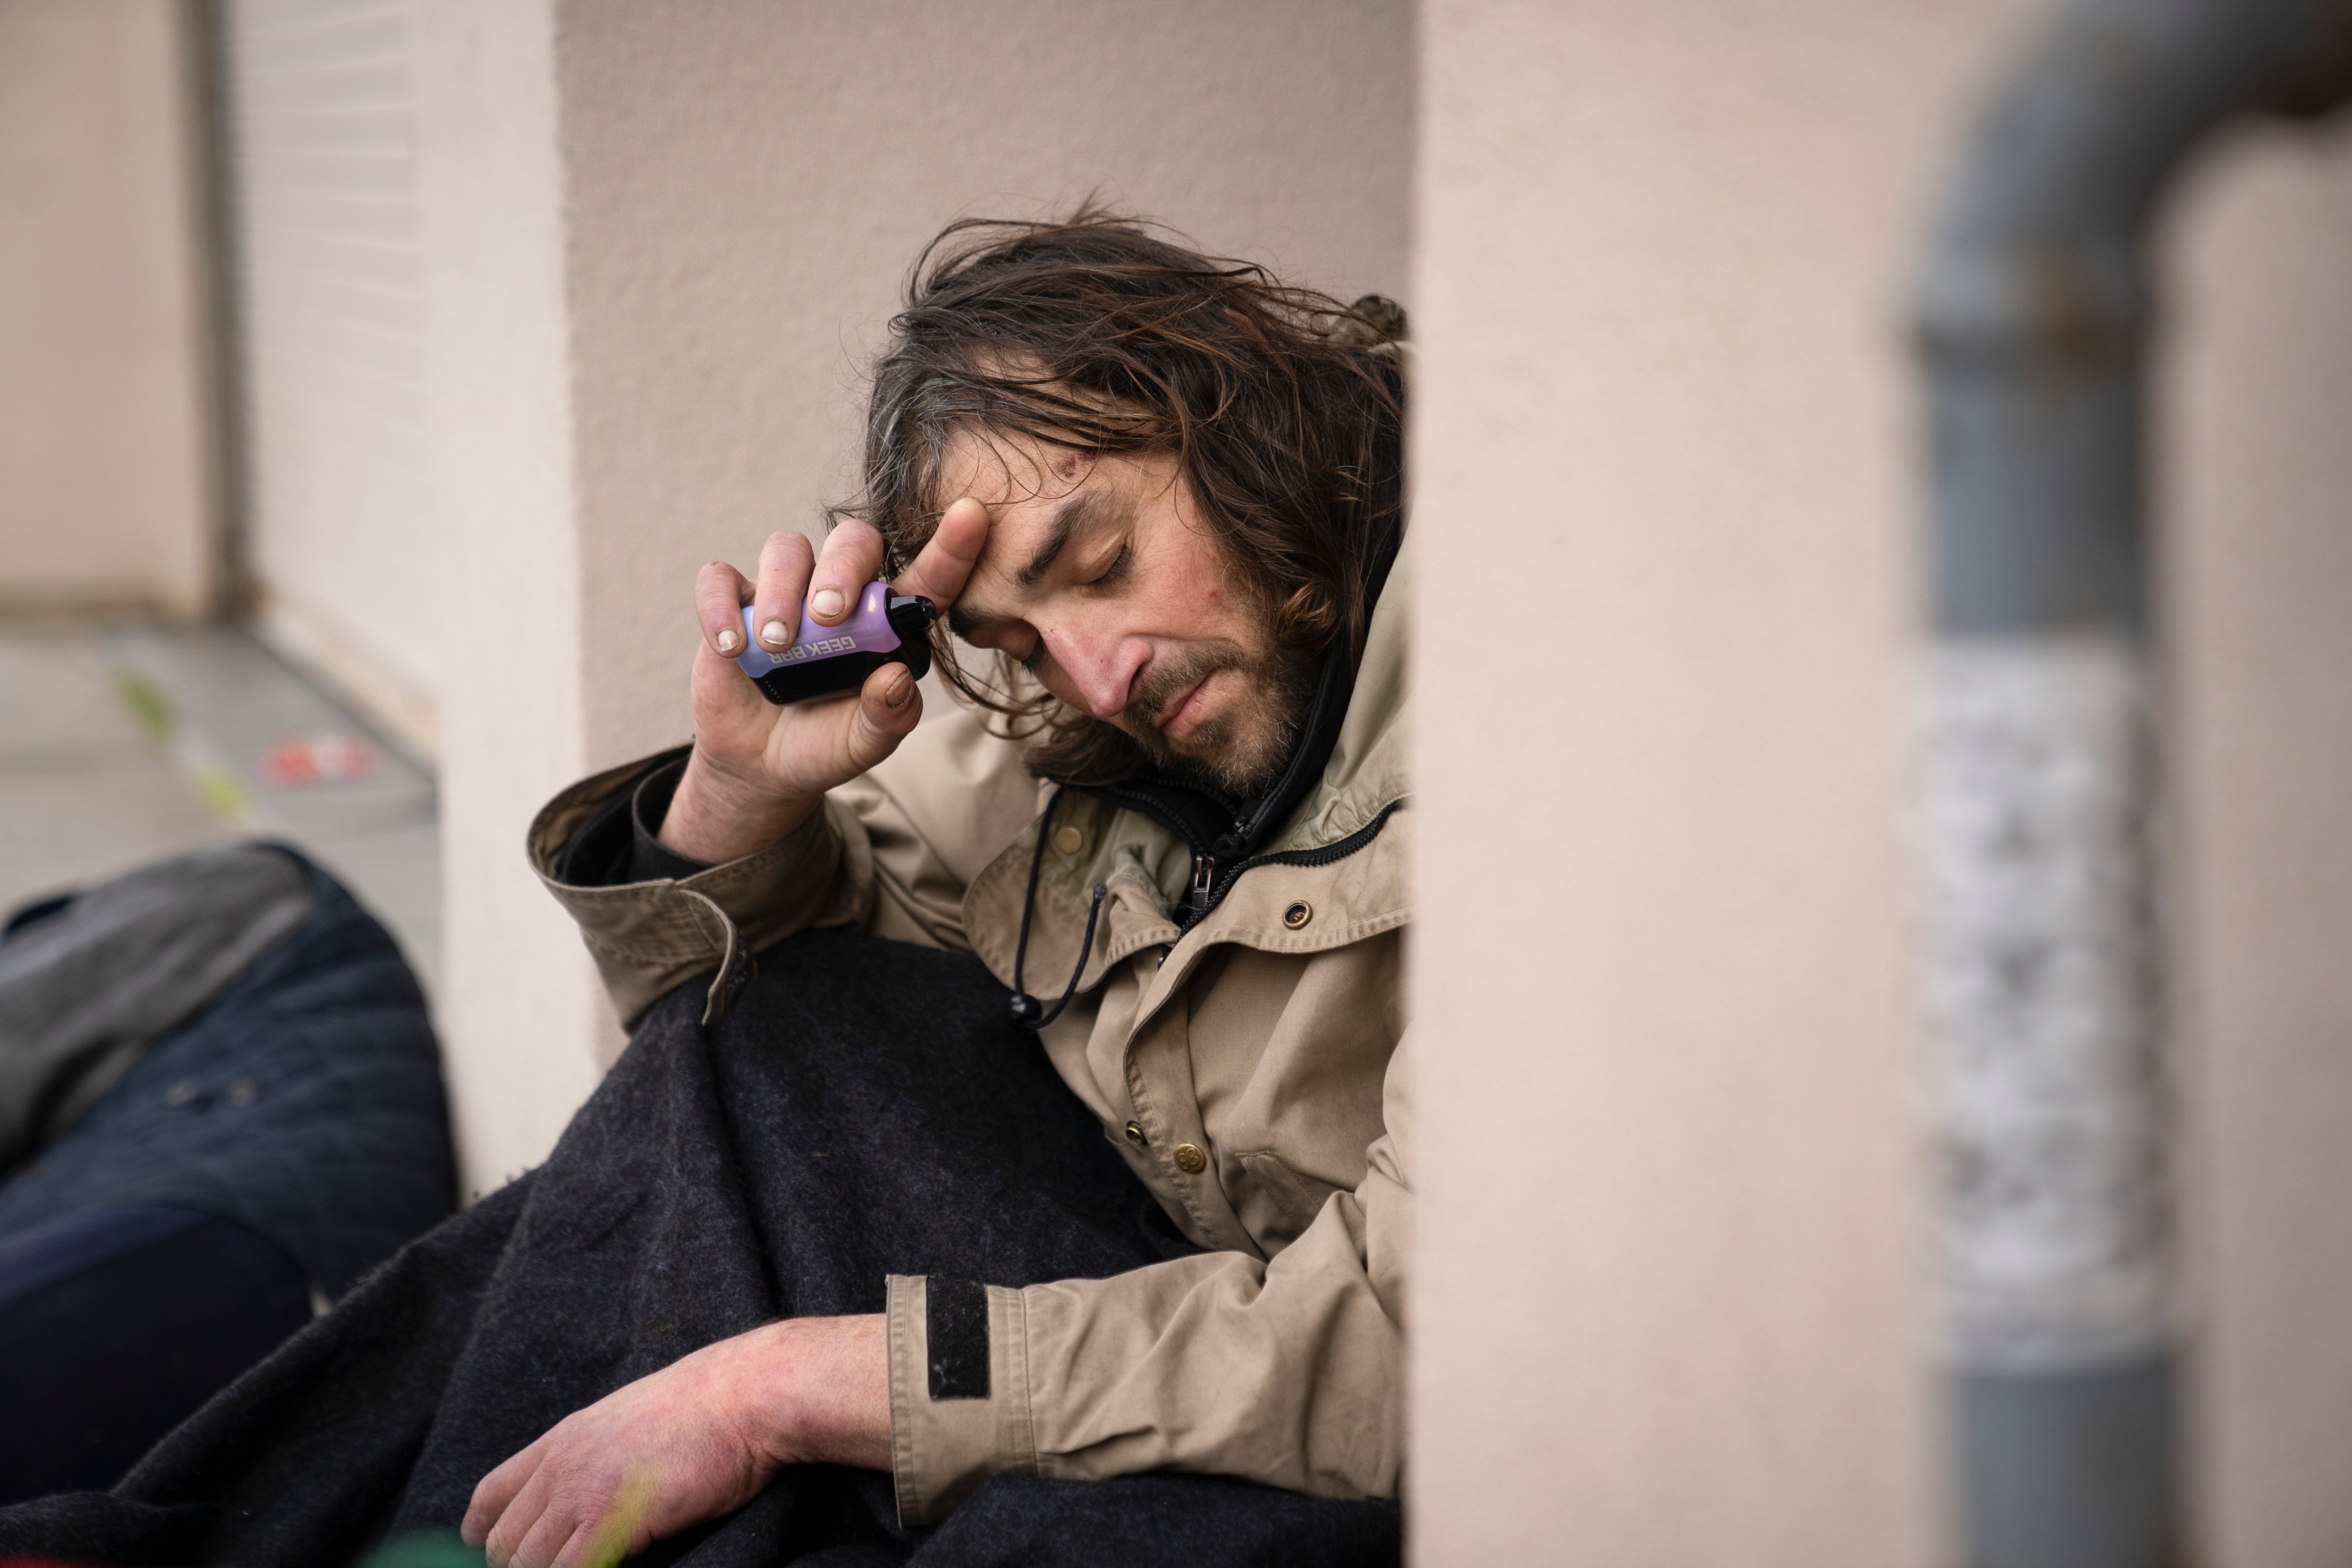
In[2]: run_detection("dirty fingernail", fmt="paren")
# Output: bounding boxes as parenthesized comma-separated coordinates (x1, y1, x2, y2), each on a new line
(761, 619, 790, 647)
(715, 627, 741, 654)
(885, 669, 914, 706)
(812, 587, 844, 620)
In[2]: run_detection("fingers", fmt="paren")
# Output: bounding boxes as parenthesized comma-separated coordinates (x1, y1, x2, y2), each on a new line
(506, 1495, 575, 1568)
(549, 1471, 658, 1568)
(482, 1466, 559, 1561)
(893, 496, 989, 608)
(807, 519, 887, 625)
(695, 560, 753, 657)
(829, 663, 922, 777)
(751, 529, 815, 651)
(464, 1438, 543, 1550)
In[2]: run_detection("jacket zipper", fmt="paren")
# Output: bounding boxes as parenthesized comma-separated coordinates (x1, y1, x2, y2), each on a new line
(1082, 780, 1406, 930)
(1176, 799, 1404, 933)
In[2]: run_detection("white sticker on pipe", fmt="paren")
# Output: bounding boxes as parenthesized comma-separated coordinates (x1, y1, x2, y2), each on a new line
(1920, 633, 2168, 1373)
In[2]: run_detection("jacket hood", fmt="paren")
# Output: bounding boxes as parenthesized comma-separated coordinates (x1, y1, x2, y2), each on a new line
(1263, 531, 1409, 854)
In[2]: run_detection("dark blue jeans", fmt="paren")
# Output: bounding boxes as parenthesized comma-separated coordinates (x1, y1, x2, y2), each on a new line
(0, 851, 453, 1501)
(0, 1205, 311, 1504)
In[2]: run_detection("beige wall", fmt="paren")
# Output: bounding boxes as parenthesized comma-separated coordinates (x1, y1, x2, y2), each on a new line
(2160, 110, 2352, 1568)
(0, 0, 215, 617)
(420, 0, 1412, 1184)
(222, 0, 440, 756)
(1409, 1, 2042, 1560)
(411, 0, 603, 1191)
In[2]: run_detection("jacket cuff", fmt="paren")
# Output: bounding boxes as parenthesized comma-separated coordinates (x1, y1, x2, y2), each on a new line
(886, 1273, 1036, 1526)
(624, 759, 713, 884)
(528, 751, 852, 1028)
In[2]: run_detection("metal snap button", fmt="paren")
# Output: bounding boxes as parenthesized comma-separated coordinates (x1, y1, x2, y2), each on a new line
(1283, 900, 1313, 930)
(1052, 824, 1084, 855)
(1173, 1143, 1207, 1174)
(1124, 1120, 1147, 1147)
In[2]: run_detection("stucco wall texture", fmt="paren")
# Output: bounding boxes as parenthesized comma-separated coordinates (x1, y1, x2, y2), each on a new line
(0, 0, 214, 616)
(1409, 1, 2042, 1560)
(413, 0, 601, 1193)
(2161, 111, 2352, 1568)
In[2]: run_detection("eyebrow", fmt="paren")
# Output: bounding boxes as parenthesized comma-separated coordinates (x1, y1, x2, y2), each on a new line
(1015, 488, 1109, 590)
(948, 488, 1117, 641)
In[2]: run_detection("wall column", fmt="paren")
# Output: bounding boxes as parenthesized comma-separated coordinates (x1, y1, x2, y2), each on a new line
(413, 0, 607, 1189)
(1409, 1, 2039, 1559)
(2162, 112, 2352, 1568)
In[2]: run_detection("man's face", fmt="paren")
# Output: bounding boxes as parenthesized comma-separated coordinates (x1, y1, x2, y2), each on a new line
(938, 428, 1317, 797)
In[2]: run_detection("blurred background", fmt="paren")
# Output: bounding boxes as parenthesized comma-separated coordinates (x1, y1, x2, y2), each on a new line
(1, 1, 2348, 1564)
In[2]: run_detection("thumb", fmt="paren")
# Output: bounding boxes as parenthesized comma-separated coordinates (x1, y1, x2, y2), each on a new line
(834, 664, 922, 775)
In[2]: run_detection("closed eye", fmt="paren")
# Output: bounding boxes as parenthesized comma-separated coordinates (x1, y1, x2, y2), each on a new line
(1085, 544, 1131, 589)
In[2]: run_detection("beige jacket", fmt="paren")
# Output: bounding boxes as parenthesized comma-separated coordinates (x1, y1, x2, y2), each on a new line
(528, 552, 1412, 1526)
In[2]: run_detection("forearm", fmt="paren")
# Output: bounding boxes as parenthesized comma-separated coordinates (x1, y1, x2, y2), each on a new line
(740, 1313, 892, 1472)
(529, 752, 864, 1028)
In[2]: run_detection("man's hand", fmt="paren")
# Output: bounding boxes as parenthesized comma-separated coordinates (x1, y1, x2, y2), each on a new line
(461, 1314, 888, 1568)
(661, 500, 990, 866)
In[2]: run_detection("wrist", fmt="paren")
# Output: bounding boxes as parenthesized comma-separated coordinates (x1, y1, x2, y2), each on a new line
(736, 1316, 891, 1472)
(660, 749, 816, 865)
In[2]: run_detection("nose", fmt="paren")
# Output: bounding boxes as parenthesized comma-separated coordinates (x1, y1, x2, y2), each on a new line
(1047, 620, 1149, 720)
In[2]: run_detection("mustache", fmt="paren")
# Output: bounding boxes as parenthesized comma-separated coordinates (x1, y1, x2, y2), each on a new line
(1107, 635, 1320, 799)
(1124, 644, 1251, 733)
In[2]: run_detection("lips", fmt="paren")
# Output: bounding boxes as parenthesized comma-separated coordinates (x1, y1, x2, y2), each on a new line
(1156, 674, 1215, 738)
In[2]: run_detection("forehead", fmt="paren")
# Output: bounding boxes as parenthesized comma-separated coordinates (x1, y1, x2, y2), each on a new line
(930, 424, 1087, 512)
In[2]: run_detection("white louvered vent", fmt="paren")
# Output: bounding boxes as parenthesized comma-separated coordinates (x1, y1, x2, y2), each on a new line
(222, 0, 437, 756)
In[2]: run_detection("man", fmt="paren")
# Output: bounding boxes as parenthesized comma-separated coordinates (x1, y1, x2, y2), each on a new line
(469, 213, 1414, 1565)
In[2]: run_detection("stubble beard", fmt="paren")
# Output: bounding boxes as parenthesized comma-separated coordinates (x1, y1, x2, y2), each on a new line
(1112, 635, 1321, 801)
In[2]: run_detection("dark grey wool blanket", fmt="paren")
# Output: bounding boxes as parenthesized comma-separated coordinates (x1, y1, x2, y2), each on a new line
(0, 928, 1401, 1567)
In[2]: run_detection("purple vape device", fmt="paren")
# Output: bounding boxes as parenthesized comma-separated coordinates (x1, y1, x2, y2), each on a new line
(734, 581, 935, 704)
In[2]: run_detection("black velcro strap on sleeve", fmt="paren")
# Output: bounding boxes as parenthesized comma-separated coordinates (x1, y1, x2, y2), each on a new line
(926, 1276, 990, 1401)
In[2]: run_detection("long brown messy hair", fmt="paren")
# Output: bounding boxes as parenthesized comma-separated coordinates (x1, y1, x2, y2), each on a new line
(832, 207, 1406, 786)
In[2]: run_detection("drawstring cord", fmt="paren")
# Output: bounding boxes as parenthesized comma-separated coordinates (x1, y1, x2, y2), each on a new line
(1008, 787, 1109, 1030)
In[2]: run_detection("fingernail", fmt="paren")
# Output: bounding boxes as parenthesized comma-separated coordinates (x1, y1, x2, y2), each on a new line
(761, 619, 790, 647)
(812, 587, 844, 621)
(884, 669, 914, 706)
(715, 627, 741, 654)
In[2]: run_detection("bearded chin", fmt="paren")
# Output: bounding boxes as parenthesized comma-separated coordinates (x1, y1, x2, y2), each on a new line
(1115, 644, 1320, 801)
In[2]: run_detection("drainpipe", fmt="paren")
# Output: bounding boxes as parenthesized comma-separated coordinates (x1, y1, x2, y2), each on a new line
(1915, 3, 2351, 1566)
